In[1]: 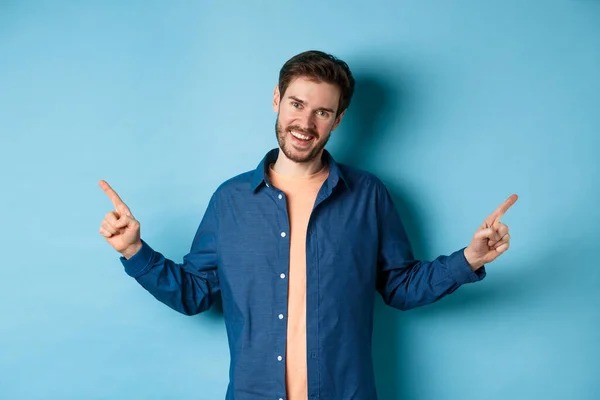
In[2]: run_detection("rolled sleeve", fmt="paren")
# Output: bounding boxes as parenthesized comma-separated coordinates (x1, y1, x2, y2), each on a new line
(120, 240, 156, 278)
(448, 247, 486, 284)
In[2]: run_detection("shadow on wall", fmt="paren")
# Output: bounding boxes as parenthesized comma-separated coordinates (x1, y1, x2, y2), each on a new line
(341, 61, 581, 399)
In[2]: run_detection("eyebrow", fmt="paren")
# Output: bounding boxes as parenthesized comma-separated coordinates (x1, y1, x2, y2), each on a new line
(288, 96, 336, 114)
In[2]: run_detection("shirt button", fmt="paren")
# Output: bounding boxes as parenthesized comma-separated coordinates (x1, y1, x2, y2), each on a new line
(277, 355, 282, 361)
(280, 232, 286, 238)
(279, 314, 284, 319)
(278, 194, 283, 200)
(280, 273, 285, 279)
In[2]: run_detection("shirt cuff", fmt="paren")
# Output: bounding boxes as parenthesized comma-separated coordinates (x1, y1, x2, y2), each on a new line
(448, 247, 486, 284)
(120, 240, 155, 278)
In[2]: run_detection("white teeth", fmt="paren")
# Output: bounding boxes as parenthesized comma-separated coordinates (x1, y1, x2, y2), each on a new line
(291, 130, 311, 141)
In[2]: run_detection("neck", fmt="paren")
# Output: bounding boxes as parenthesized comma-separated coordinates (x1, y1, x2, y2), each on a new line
(271, 148, 325, 178)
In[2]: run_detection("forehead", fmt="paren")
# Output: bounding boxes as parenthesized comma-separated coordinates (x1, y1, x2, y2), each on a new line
(284, 76, 340, 110)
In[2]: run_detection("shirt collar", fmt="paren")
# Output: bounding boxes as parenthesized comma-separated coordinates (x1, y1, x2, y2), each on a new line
(250, 148, 349, 192)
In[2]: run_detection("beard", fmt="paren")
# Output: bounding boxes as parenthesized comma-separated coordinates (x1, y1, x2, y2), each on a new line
(275, 114, 331, 163)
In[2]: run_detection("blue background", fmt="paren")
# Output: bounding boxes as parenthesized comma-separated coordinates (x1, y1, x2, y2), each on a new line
(1, 1, 599, 399)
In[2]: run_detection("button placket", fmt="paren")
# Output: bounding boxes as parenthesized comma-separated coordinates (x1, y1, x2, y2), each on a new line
(273, 186, 288, 391)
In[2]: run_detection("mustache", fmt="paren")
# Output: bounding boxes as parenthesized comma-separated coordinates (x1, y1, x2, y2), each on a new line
(285, 125, 318, 138)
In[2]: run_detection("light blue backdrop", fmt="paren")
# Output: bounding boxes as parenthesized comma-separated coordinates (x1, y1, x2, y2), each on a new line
(1, 1, 598, 399)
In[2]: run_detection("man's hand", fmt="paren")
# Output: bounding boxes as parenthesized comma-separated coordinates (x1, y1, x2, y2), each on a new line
(464, 194, 518, 271)
(98, 180, 142, 259)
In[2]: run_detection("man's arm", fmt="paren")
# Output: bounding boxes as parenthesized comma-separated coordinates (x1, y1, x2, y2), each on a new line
(374, 182, 485, 311)
(99, 180, 220, 316)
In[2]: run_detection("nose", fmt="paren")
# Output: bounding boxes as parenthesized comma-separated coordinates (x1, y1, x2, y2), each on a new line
(298, 110, 317, 131)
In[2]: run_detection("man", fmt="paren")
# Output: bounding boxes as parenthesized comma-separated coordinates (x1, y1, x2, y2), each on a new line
(99, 50, 517, 400)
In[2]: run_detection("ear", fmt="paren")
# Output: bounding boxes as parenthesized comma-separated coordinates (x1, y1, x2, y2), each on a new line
(331, 110, 346, 131)
(272, 86, 281, 112)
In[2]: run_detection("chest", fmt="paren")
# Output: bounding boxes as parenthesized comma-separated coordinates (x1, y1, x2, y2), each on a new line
(216, 188, 379, 292)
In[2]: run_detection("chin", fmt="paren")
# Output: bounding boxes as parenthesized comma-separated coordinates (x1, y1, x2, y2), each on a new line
(281, 143, 319, 163)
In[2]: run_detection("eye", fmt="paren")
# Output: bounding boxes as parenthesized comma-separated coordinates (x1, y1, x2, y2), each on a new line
(317, 110, 330, 118)
(292, 101, 302, 109)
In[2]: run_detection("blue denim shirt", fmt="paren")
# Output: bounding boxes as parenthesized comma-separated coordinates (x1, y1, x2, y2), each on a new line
(121, 148, 485, 400)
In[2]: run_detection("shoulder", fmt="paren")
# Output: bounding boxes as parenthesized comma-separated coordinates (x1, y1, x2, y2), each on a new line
(336, 162, 388, 192)
(208, 170, 256, 203)
(217, 170, 255, 191)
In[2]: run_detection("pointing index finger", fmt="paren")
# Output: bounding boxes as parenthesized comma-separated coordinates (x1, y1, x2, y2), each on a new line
(487, 194, 518, 224)
(99, 180, 131, 216)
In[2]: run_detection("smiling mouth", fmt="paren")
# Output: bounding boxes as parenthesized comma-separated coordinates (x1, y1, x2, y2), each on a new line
(289, 129, 315, 142)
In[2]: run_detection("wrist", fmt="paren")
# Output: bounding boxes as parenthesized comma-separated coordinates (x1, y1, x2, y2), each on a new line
(464, 247, 484, 271)
(121, 241, 143, 260)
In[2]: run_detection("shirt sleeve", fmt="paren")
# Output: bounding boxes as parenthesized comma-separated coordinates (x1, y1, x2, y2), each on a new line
(120, 192, 221, 316)
(374, 181, 485, 311)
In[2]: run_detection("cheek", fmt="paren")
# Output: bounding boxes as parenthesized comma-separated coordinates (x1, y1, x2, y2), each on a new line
(278, 116, 292, 130)
(316, 120, 335, 135)
(278, 108, 293, 123)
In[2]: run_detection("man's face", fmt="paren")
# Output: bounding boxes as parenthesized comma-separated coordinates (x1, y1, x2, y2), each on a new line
(273, 76, 345, 163)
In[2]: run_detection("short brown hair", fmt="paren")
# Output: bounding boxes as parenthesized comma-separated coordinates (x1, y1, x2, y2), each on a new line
(278, 50, 355, 117)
